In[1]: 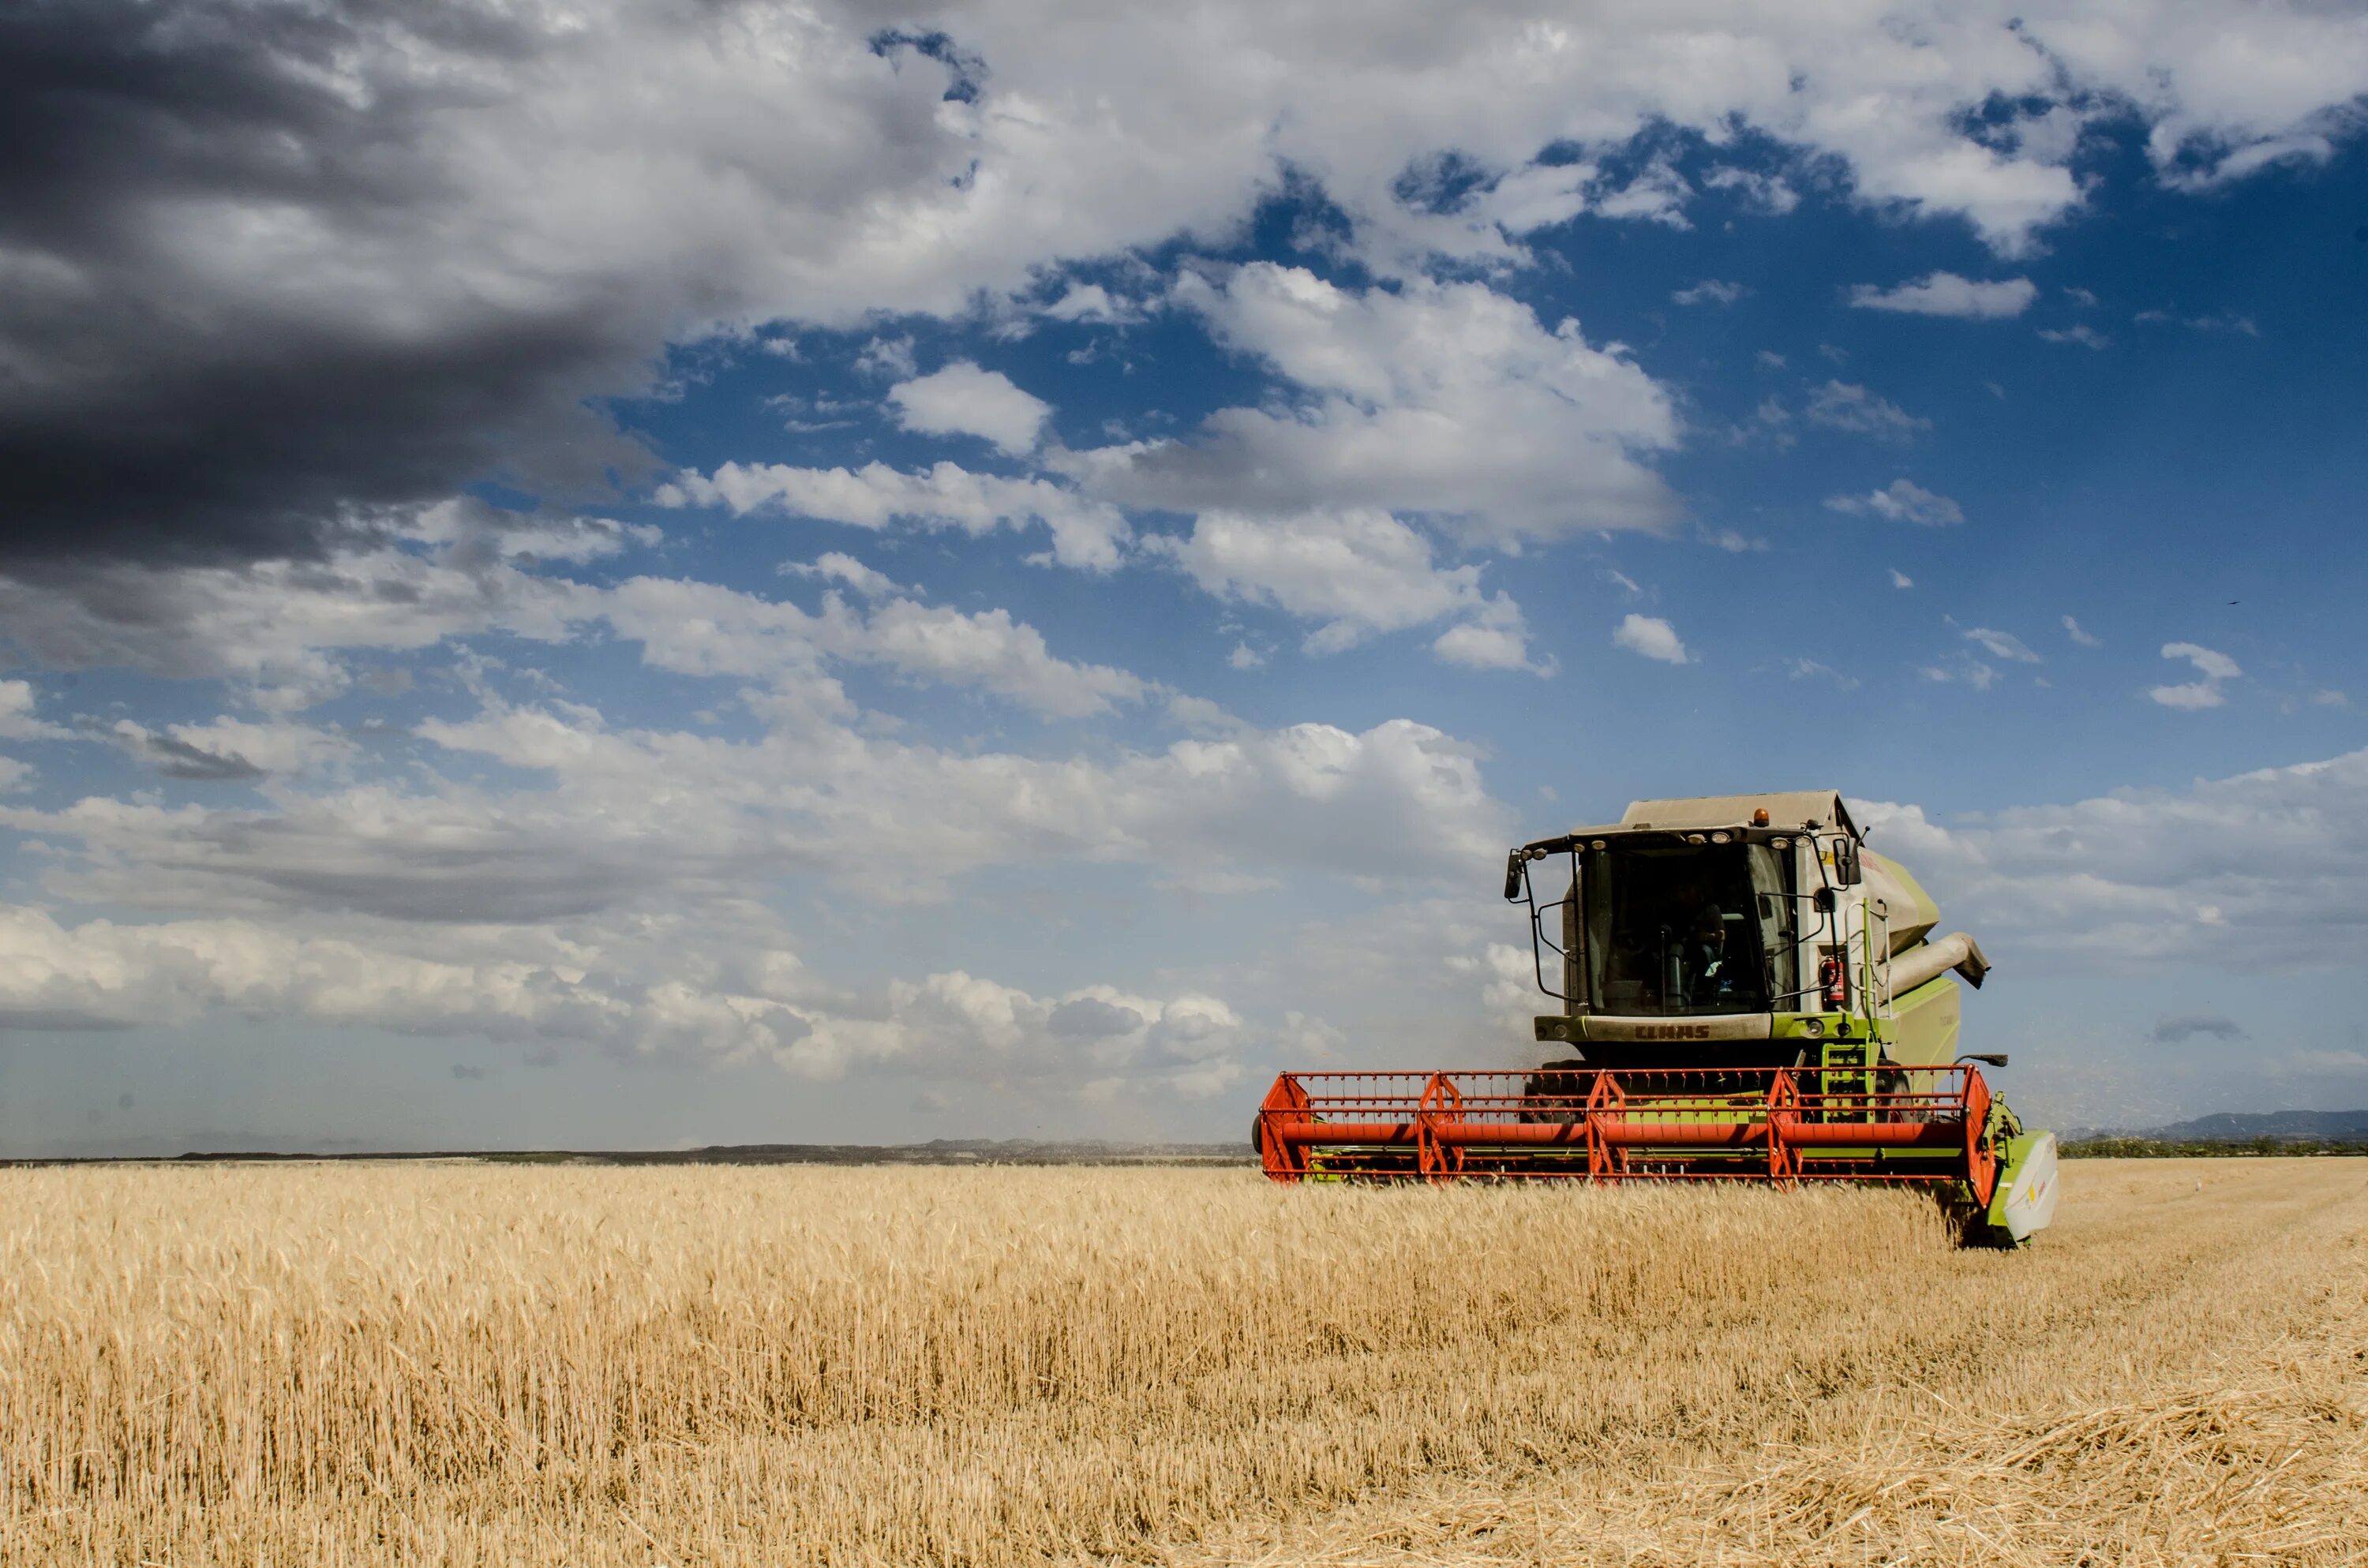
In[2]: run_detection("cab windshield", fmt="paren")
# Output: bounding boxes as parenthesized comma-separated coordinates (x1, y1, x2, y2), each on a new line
(1576, 842, 1795, 1016)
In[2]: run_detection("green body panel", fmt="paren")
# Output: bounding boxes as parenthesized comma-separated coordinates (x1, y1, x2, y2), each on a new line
(1862, 851, 1943, 951)
(1886, 975, 1962, 1068)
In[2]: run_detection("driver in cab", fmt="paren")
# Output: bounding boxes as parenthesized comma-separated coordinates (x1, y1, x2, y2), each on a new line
(1683, 902, 1740, 1006)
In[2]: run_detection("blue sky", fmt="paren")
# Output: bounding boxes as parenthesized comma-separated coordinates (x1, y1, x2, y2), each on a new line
(2, 2, 2366, 1154)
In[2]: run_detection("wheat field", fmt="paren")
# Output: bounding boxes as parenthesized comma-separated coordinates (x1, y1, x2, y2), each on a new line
(2, 1159, 2362, 1566)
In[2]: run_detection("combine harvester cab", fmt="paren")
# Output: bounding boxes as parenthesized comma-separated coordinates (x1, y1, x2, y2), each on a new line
(1257, 790, 2059, 1247)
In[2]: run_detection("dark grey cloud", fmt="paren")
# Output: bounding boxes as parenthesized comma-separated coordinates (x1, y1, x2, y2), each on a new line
(100, 819, 665, 922)
(0, 1, 665, 567)
(1047, 996, 1145, 1039)
(132, 732, 267, 781)
(2149, 1012, 2248, 1045)
(0, 0, 973, 572)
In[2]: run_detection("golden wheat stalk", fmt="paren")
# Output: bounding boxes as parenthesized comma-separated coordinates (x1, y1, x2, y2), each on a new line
(2, 1160, 2360, 1566)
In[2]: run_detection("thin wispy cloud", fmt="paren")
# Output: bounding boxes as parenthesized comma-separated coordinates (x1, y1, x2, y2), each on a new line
(1673, 279, 1748, 307)
(1804, 382, 1930, 440)
(1849, 272, 2036, 319)
(2040, 324, 2111, 350)
(1826, 478, 1963, 525)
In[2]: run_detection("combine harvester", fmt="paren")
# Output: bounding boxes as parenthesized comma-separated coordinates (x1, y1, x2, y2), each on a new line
(1257, 791, 2059, 1246)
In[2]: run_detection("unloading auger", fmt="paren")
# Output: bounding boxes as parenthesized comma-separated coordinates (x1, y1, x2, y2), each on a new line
(1255, 791, 2060, 1245)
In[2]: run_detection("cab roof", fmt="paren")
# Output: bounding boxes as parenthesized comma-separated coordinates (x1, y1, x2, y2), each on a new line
(1620, 791, 1857, 837)
(1527, 790, 1858, 852)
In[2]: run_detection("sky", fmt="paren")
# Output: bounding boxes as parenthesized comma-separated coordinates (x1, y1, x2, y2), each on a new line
(2, 0, 2366, 1156)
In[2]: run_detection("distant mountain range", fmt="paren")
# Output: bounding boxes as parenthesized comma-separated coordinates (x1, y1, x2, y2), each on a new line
(2105, 1109, 2368, 1143)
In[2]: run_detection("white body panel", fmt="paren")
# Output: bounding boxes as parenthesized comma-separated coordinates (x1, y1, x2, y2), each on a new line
(2000, 1132, 2061, 1242)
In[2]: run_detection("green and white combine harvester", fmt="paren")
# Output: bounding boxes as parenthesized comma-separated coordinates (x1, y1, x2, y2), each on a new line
(1256, 790, 2059, 1247)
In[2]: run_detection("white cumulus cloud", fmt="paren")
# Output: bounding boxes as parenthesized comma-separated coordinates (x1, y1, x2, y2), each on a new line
(0, 680, 69, 742)
(1850, 743, 2368, 971)
(1064, 264, 1679, 549)
(1154, 508, 1545, 672)
(1613, 614, 1689, 664)
(1432, 597, 1550, 675)
(2149, 642, 2243, 709)
(887, 362, 1052, 455)
(0, 904, 1252, 1095)
(784, 552, 908, 601)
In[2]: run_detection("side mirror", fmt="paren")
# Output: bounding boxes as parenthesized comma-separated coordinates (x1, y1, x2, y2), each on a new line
(1832, 837, 1862, 886)
(1503, 849, 1527, 902)
(1813, 887, 1836, 913)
